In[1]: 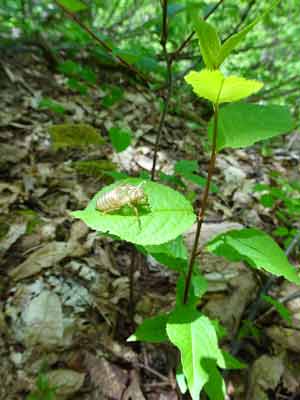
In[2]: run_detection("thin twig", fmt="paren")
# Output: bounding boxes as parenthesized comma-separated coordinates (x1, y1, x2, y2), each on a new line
(183, 105, 219, 304)
(129, 246, 138, 324)
(54, 0, 150, 86)
(150, 0, 173, 181)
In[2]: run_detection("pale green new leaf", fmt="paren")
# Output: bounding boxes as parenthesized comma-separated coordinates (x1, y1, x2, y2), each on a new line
(56, 0, 87, 12)
(185, 69, 263, 104)
(72, 179, 195, 246)
(192, 16, 221, 69)
(208, 103, 293, 151)
(206, 228, 300, 284)
(167, 306, 225, 400)
(127, 314, 169, 343)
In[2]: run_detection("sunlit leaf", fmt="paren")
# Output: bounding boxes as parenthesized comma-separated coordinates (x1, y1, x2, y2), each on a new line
(166, 306, 226, 400)
(127, 314, 169, 343)
(206, 228, 300, 284)
(208, 103, 293, 151)
(185, 69, 263, 104)
(72, 179, 195, 246)
(56, 0, 87, 12)
(192, 16, 221, 69)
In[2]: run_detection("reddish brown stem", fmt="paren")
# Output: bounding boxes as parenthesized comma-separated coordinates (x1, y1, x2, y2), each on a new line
(183, 104, 219, 304)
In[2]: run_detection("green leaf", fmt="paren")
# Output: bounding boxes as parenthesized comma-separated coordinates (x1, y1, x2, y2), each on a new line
(203, 360, 226, 400)
(108, 127, 132, 153)
(72, 178, 196, 246)
(49, 124, 105, 150)
(191, 273, 208, 298)
(217, 18, 260, 66)
(127, 314, 169, 343)
(175, 160, 198, 175)
(102, 86, 124, 108)
(166, 306, 225, 400)
(185, 69, 263, 104)
(192, 16, 221, 69)
(142, 235, 188, 272)
(39, 98, 66, 114)
(208, 103, 293, 151)
(56, 0, 87, 12)
(262, 295, 292, 325)
(217, 0, 281, 66)
(206, 228, 300, 284)
(221, 351, 246, 370)
(273, 227, 289, 238)
(175, 160, 218, 192)
(260, 194, 276, 208)
(175, 273, 206, 307)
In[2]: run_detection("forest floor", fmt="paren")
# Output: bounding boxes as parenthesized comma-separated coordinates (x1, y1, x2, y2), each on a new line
(0, 50, 300, 400)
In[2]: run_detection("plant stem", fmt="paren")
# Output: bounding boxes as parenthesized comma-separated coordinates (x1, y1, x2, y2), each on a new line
(183, 104, 219, 304)
(129, 246, 138, 324)
(151, 0, 173, 181)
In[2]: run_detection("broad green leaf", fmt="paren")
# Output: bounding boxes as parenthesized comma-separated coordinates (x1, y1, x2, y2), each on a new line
(127, 314, 169, 343)
(262, 295, 292, 325)
(167, 306, 225, 400)
(56, 0, 87, 12)
(217, 0, 281, 66)
(206, 228, 300, 284)
(208, 103, 293, 151)
(175, 160, 198, 175)
(49, 124, 105, 150)
(108, 127, 132, 153)
(185, 69, 263, 104)
(192, 16, 221, 69)
(72, 179, 196, 246)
